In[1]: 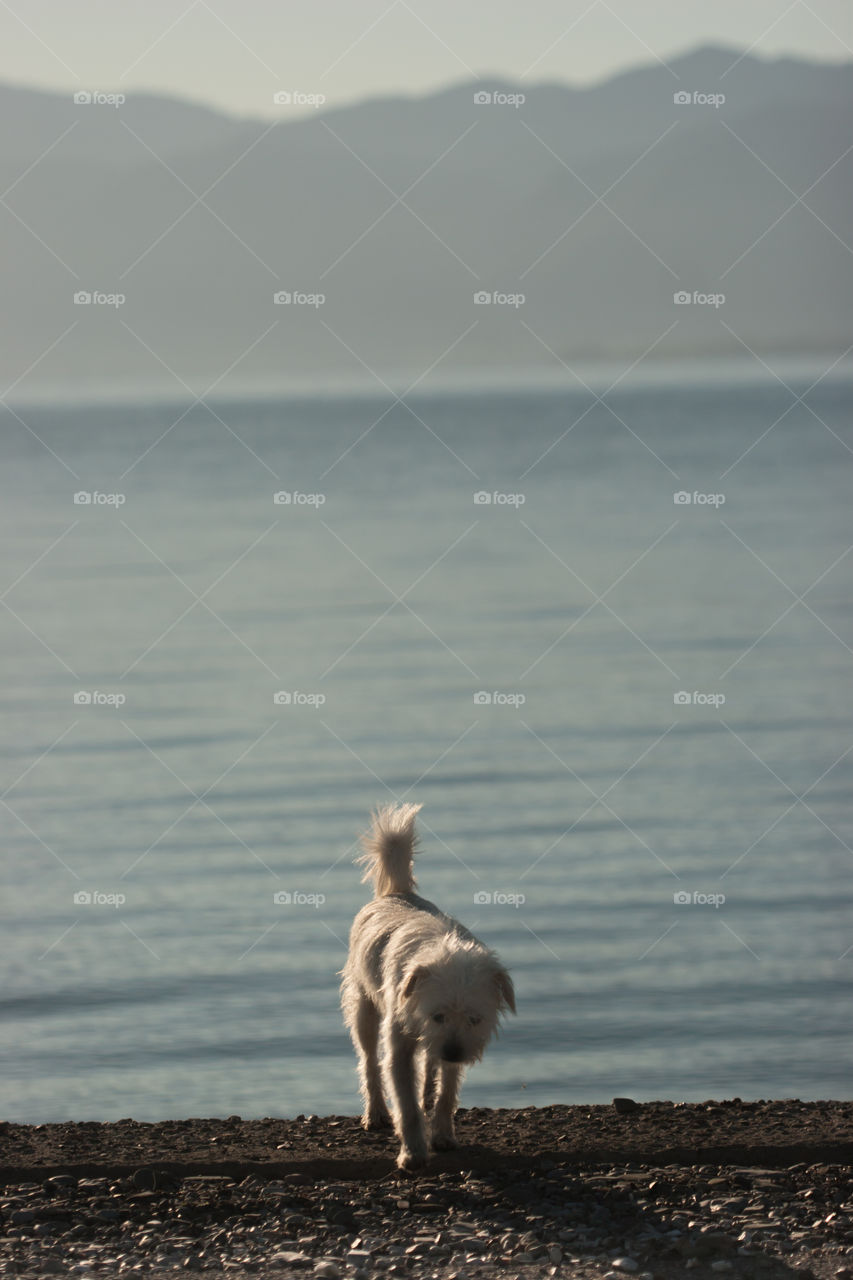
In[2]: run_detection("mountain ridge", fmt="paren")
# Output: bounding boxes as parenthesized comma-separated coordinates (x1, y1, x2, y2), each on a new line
(1, 44, 850, 392)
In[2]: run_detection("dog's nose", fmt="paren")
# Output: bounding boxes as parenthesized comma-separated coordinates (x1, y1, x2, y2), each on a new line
(441, 1041, 464, 1063)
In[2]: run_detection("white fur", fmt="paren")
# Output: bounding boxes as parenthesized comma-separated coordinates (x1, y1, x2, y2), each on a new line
(341, 803, 515, 1170)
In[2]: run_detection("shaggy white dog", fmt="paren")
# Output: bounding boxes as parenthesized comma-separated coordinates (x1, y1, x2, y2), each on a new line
(341, 803, 515, 1169)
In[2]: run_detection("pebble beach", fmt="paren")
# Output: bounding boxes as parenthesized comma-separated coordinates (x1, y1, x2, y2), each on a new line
(1, 1101, 852, 1280)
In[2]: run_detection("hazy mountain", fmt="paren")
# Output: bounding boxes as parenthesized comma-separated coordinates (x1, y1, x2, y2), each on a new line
(1, 45, 850, 394)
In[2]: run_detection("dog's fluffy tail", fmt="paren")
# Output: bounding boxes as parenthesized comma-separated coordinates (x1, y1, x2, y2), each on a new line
(357, 802, 423, 897)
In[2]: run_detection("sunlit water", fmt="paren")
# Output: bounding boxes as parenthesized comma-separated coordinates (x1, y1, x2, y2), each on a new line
(1, 365, 850, 1122)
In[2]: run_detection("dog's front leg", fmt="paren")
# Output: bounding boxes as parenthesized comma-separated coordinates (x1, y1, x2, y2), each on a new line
(385, 1026, 428, 1169)
(421, 1055, 438, 1114)
(430, 1062, 463, 1150)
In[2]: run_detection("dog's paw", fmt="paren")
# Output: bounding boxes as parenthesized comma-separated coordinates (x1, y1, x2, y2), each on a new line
(430, 1130, 458, 1151)
(397, 1142, 428, 1171)
(363, 1108, 393, 1131)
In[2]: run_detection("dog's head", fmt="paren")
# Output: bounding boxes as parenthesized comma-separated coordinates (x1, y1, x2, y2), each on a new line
(401, 940, 515, 1065)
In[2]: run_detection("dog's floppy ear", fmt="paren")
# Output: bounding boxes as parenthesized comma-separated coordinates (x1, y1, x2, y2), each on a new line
(402, 966, 430, 998)
(494, 966, 516, 1014)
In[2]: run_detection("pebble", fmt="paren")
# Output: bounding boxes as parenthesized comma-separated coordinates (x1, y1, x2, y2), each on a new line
(0, 1153, 846, 1280)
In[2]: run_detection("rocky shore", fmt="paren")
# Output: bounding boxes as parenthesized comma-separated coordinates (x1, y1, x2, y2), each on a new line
(1, 1100, 851, 1280)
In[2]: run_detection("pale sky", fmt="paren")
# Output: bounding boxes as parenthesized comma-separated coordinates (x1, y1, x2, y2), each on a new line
(1, 0, 851, 117)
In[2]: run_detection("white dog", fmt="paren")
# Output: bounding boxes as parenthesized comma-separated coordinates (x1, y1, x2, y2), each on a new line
(341, 803, 515, 1169)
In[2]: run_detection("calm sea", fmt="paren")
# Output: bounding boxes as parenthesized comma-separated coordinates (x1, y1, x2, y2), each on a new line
(1, 364, 851, 1122)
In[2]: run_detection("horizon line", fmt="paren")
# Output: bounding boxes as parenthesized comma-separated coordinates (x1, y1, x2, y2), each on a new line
(1, 39, 851, 125)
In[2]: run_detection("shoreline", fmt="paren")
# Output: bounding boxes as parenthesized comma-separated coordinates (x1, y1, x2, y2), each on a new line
(1, 1101, 852, 1279)
(3, 1099, 851, 1184)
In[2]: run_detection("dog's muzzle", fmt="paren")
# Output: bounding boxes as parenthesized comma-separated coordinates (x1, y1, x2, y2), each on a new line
(441, 1041, 465, 1063)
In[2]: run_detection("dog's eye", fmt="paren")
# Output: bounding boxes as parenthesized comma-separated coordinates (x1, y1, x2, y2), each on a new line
(432, 1013, 445, 1024)
(469, 1015, 482, 1026)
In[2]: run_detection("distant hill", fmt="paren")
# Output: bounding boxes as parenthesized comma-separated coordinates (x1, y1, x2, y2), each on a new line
(1, 45, 850, 394)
